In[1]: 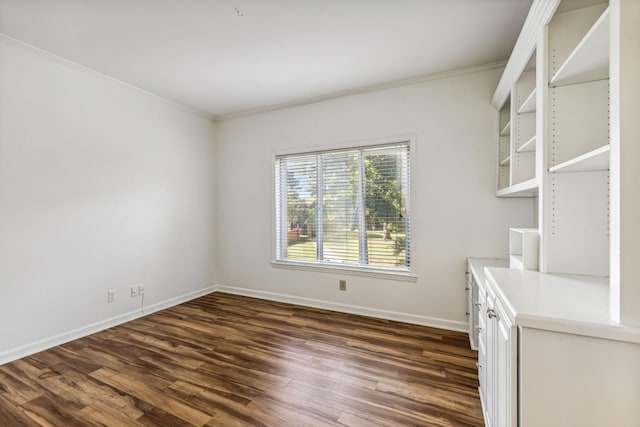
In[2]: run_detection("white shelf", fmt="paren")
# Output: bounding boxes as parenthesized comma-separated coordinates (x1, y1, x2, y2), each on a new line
(549, 144, 610, 173)
(500, 120, 511, 136)
(496, 178, 538, 198)
(517, 135, 536, 153)
(500, 155, 511, 166)
(518, 88, 537, 114)
(550, 7, 610, 87)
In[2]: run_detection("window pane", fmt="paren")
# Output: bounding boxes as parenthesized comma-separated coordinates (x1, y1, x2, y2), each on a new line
(275, 142, 410, 272)
(321, 151, 359, 264)
(364, 147, 409, 268)
(285, 156, 317, 261)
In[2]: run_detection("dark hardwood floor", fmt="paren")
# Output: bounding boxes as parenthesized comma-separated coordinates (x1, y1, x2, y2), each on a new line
(0, 293, 483, 426)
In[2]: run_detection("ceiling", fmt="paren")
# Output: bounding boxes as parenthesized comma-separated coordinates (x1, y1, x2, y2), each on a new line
(0, 0, 533, 119)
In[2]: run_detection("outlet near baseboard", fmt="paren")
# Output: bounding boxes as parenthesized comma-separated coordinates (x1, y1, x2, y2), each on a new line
(131, 284, 145, 297)
(339, 280, 347, 291)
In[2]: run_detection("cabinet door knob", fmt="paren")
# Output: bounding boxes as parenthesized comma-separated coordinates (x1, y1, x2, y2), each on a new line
(475, 302, 482, 308)
(475, 326, 482, 332)
(487, 309, 497, 319)
(476, 362, 482, 369)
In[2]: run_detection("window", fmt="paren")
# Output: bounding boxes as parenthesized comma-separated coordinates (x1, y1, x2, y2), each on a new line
(275, 142, 411, 272)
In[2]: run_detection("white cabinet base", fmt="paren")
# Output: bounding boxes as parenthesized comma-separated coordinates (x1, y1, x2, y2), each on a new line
(519, 327, 640, 427)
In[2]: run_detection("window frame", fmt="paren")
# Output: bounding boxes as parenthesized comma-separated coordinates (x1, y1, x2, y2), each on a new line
(270, 135, 417, 281)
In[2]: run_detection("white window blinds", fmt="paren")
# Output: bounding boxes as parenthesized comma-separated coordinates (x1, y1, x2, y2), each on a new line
(275, 143, 410, 271)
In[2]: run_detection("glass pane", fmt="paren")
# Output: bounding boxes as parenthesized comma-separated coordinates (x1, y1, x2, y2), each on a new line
(364, 146, 409, 268)
(285, 156, 317, 261)
(321, 151, 359, 264)
(277, 143, 410, 271)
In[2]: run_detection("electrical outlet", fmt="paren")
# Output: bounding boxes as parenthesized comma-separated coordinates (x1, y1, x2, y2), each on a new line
(108, 290, 116, 303)
(339, 279, 347, 291)
(130, 286, 138, 297)
(138, 284, 145, 295)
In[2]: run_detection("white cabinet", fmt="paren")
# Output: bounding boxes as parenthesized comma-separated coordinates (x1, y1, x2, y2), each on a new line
(469, 259, 640, 427)
(467, 258, 508, 351)
(466, 266, 478, 350)
(481, 282, 516, 427)
(483, 285, 496, 427)
(477, 278, 489, 424)
(468, 259, 512, 427)
(492, 298, 516, 427)
(519, 327, 640, 427)
(483, 267, 640, 427)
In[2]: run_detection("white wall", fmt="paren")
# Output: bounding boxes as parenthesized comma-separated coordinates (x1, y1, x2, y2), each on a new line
(215, 67, 534, 330)
(0, 38, 216, 362)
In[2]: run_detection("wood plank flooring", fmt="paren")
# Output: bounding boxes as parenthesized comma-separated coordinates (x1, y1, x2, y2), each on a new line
(0, 293, 483, 426)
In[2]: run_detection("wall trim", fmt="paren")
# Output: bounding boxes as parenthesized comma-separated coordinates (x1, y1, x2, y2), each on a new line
(1, 32, 505, 123)
(215, 285, 468, 333)
(0, 285, 216, 366)
(0, 33, 213, 120)
(1, 283, 469, 366)
(216, 60, 507, 122)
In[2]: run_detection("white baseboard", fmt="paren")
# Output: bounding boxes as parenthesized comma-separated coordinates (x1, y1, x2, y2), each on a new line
(0, 285, 216, 366)
(215, 285, 468, 333)
(1, 284, 467, 366)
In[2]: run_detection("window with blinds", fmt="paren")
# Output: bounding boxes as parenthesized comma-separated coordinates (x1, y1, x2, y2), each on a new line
(275, 142, 410, 272)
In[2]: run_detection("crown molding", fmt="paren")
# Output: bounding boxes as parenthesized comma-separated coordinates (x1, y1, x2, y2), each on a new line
(491, 0, 562, 109)
(1, 30, 511, 123)
(216, 61, 507, 122)
(0, 33, 214, 121)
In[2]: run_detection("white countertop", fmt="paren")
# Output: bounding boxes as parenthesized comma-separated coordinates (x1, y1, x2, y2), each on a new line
(484, 267, 640, 344)
(467, 258, 508, 286)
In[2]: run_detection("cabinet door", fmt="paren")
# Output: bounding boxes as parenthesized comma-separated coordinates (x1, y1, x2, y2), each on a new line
(466, 271, 475, 348)
(494, 299, 516, 427)
(484, 290, 497, 427)
(477, 283, 487, 408)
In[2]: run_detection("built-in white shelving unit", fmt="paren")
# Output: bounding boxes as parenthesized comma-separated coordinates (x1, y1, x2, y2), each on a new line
(545, 3, 610, 278)
(512, 67, 536, 186)
(496, 51, 537, 197)
(482, 0, 640, 424)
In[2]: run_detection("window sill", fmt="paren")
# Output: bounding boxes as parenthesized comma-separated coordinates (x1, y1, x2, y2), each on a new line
(271, 260, 417, 282)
